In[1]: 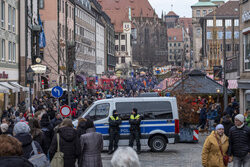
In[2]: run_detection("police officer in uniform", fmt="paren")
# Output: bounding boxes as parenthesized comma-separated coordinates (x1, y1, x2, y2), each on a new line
(129, 108, 141, 154)
(108, 110, 122, 154)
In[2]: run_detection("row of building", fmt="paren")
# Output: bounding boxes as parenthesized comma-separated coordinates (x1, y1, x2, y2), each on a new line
(191, 0, 250, 112)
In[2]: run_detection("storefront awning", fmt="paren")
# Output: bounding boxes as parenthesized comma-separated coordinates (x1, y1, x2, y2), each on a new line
(0, 85, 9, 93)
(9, 82, 29, 92)
(0, 82, 20, 92)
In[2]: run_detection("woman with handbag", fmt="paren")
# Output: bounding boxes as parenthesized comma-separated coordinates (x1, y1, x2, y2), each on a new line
(202, 124, 231, 167)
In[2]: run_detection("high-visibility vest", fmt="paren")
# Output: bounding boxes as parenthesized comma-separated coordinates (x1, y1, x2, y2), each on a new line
(130, 114, 140, 120)
(110, 116, 119, 120)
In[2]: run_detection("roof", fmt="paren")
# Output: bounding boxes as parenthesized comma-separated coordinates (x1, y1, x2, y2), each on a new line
(172, 70, 233, 94)
(167, 28, 184, 42)
(105, 9, 130, 32)
(166, 11, 179, 17)
(98, 0, 155, 18)
(191, 1, 217, 7)
(206, 0, 239, 18)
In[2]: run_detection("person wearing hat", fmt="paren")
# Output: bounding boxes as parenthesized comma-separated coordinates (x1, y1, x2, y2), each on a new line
(202, 124, 230, 167)
(228, 114, 250, 167)
(14, 122, 43, 159)
(108, 110, 122, 154)
(129, 108, 141, 154)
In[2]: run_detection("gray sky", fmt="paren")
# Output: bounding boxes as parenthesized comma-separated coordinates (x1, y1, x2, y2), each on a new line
(148, 0, 197, 18)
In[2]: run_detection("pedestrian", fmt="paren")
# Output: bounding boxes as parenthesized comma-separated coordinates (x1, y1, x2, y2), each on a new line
(40, 113, 53, 155)
(111, 147, 140, 167)
(28, 118, 44, 150)
(77, 118, 88, 138)
(228, 114, 250, 167)
(1, 117, 13, 135)
(245, 109, 250, 127)
(221, 114, 234, 137)
(108, 110, 122, 154)
(129, 108, 141, 154)
(13, 122, 43, 159)
(0, 135, 34, 167)
(50, 113, 63, 129)
(198, 104, 207, 130)
(15, 112, 26, 123)
(0, 123, 11, 135)
(79, 119, 103, 167)
(49, 119, 81, 167)
(202, 124, 230, 167)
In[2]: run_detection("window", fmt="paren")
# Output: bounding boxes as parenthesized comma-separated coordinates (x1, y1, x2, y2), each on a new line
(8, 42, 11, 62)
(216, 20, 222, 26)
(1, 1, 5, 28)
(226, 44, 231, 52)
(115, 45, 118, 51)
(217, 31, 223, 39)
(170, 49, 172, 53)
(173, 36, 176, 40)
(196, 28, 201, 36)
(116, 57, 119, 64)
(244, 34, 250, 70)
(234, 31, 239, 39)
(234, 19, 239, 27)
(169, 37, 171, 40)
(69, 6, 71, 18)
(169, 43, 172, 47)
(12, 43, 15, 62)
(174, 43, 176, 47)
(178, 43, 181, 47)
(12, 8, 15, 32)
(235, 44, 239, 52)
(225, 20, 232, 27)
(121, 57, 125, 63)
(170, 55, 172, 60)
(207, 32, 212, 39)
(226, 31, 232, 39)
(121, 45, 125, 51)
(8, 5, 11, 31)
(59, 0, 61, 11)
(39, 0, 44, 9)
(115, 35, 119, 40)
(87, 103, 110, 121)
(121, 35, 125, 40)
(1, 39, 5, 61)
(196, 10, 200, 17)
(207, 20, 213, 27)
(208, 9, 213, 13)
(62, 0, 64, 13)
(203, 10, 207, 16)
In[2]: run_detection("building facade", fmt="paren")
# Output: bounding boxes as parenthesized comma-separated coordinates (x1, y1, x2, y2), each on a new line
(238, 0, 250, 114)
(191, 0, 220, 69)
(0, 0, 20, 110)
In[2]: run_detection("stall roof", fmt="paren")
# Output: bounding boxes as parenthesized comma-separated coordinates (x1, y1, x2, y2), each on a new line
(172, 70, 233, 94)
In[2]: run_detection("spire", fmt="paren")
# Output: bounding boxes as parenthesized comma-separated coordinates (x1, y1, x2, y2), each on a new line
(161, 10, 164, 19)
(171, 4, 173, 11)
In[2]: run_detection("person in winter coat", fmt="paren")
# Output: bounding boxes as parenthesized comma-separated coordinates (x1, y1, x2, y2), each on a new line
(221, 115, 234, 137)
(49, 119, 81, 167)
(108, 110, 122, 154)
(40, 113, 54, 155)
(77, 118, 88, 138)
(79, 119, 103, 167)
(13, 122, 43, 159)
(198, 105, 207, 130)
(129, 108, 141, 154)
(202, 124, 230, 167)
(246, 110, 250, 127)
(228, 114, 250, 167)
(28, 118, 44, 149)
(50, 113, 63, 129)
(0, 135, 34, 167)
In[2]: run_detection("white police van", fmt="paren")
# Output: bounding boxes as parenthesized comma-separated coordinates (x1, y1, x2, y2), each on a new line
(73, 97, 180, 152)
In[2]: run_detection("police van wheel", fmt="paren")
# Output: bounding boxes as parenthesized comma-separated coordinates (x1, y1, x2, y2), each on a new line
(149, 136, 167, 152)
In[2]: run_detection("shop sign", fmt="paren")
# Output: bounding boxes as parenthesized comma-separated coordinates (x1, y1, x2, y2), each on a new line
(31, 64, 47, 74)
(0, 71, 8, 79)
(242, 10, 250, 23)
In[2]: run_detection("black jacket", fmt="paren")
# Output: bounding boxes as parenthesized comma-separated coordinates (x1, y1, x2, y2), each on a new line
(51, 117, 63, 129)
(228, 125, 250, 157)
(109, 116, 122, 133)
(222, 119, 234, 137)
(30, 128, 44, 151)
(49, 126, 81, 167)
(0, 156, 34, 167)
(129, 114, 141, 132)
(77, 121, 87, 138)
(15, 133, 43, 159)
(40, 119, 54, 155)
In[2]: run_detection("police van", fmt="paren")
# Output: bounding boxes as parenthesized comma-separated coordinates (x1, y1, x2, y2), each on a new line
(73, 97, 180, 152)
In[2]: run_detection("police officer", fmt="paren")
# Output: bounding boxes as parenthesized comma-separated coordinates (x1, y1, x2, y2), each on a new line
(129, 108, 141, 154)
(108, 110, 122, 154)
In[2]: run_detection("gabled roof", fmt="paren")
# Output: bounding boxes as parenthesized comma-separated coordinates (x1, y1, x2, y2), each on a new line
(206, 0, 239, 18)
(167, 28, 183, 42)
(166, 11, 179, 17)
(191, 1, 217, 7)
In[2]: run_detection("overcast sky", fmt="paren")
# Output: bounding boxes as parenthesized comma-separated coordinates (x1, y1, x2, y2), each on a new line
(148, 0, 228, 18)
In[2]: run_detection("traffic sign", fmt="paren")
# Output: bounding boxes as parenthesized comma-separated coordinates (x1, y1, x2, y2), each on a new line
(51, 86, 63, 98)
(60, 105, 71, 117)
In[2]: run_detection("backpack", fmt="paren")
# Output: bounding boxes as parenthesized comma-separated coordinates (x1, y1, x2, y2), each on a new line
(28, 141, 50, 167)
(50, 133, 64, 167)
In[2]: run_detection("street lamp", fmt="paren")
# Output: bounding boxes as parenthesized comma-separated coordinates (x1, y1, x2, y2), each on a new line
(26, 66, 34, 114)
(216, 88, 220, 103)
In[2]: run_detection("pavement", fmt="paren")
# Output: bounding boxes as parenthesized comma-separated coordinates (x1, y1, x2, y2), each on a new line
(101, 132, 233, 167)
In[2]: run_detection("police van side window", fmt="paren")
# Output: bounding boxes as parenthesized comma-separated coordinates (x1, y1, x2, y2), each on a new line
(116, 102, 133, 120)
(87, 103, 110, 121)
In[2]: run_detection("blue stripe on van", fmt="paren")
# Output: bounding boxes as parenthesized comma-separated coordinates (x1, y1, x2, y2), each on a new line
(95, 120, 175, 127)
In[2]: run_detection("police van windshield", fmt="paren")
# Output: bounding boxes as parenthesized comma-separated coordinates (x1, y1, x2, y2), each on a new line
(76, 102, 95, 119)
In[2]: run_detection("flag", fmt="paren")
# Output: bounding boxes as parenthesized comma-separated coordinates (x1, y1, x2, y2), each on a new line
(38, 14, 46, 48)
